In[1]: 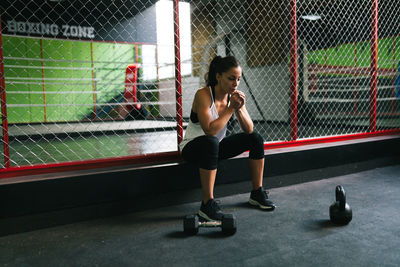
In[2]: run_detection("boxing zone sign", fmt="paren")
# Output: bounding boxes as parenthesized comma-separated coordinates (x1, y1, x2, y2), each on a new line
(6, 20, 95, 39)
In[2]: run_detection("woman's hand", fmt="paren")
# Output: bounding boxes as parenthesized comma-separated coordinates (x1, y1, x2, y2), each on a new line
(231, 90, 253, 133)
(231, 90, 245, 110)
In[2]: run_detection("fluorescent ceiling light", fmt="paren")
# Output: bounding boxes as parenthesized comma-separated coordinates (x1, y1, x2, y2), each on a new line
(300, 15, 322, 21)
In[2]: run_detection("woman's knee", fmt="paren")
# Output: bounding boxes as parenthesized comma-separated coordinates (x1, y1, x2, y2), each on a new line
(249, 132, 263, 146)
(198, 135, 219, 169)
(201, 135, 219, 153)
(248, 132, 264, 159)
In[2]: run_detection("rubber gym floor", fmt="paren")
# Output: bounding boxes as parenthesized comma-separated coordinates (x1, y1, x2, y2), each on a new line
(0, 164, 399, 267)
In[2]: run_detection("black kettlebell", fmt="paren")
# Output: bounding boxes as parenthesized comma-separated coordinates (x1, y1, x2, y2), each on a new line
(329, 185, 352, 225)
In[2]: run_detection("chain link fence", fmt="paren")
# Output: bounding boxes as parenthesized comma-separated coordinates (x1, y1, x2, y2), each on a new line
(299, 0, 400, 138)
(1, 0, 399, 170)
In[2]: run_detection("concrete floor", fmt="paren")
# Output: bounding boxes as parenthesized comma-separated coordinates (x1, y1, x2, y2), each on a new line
(0, 165, 399, 267)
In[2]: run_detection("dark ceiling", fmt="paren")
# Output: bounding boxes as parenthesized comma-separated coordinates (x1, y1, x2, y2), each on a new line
(1, 0, 399, 48)
(1, 0, 159, 24)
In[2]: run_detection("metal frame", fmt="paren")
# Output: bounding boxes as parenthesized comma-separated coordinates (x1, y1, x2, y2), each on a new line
(369, 0, 378, 132)
(0, 14, 10, 168)
(173, 0, 183, 148)
(289, 0, 298, 141)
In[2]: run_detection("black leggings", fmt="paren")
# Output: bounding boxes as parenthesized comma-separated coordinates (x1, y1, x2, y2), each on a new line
(181, 132, 264, 170)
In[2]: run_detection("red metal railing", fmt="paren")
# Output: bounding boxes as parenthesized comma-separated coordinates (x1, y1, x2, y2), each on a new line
(0, 14, 10, 168)
(369, 0, 378, 132)
(173, 0, 183, 148)
(289, 0, 298, 141)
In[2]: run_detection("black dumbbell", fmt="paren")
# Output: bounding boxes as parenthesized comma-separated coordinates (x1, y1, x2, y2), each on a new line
(329, 185, 352, 225)
(183, 214, 199, 235)
(183, 214, 237, 235)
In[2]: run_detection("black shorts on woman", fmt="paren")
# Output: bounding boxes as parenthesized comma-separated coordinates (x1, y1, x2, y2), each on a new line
(181, 131, 264, 170)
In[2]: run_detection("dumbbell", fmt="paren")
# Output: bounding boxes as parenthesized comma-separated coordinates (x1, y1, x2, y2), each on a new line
(183, 214, 237, 235)
(329, 185, 352, 225)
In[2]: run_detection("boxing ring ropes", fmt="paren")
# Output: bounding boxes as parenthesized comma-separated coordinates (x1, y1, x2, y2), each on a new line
(0, 0, 399, 179)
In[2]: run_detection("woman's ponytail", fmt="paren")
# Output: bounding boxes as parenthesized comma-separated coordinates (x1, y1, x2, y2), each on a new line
(205, 56, 239, 86)
(206, 56, 222, 86)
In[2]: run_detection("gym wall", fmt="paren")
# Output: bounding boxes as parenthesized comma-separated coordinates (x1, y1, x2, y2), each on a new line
(3, 35, 143, 123)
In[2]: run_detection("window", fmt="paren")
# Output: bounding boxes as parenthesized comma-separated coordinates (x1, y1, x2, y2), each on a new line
(156, 0, 192, 79)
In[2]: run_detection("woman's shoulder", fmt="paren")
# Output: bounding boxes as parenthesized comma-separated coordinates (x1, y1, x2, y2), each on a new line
(193, 86, 212, 109)
(195, 86, 211, 99)
(196, 86, 210, 94)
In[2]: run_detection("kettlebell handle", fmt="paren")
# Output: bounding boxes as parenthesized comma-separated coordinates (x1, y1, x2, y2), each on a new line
(335, 185, 346, 210)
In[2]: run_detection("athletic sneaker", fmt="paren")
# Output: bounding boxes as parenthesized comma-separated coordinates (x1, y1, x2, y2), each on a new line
(198, 199, 224, 221)
(249, 187, 276, 210)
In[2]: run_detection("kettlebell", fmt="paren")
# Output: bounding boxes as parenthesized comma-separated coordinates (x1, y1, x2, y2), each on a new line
(329, 185, 352, 225)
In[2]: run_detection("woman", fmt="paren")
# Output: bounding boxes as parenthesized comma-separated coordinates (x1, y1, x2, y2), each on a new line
(180, 56, 275, 221)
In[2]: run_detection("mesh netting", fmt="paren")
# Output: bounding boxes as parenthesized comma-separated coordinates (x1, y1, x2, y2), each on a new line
(1, 0, 399, 169)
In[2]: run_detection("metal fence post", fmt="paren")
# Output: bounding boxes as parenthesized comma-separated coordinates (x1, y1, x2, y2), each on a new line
(0, 14, 10, 168)
(289, 0, 298, 140)
(173, 0, 183, 148)
(369, 0, 378, 132)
